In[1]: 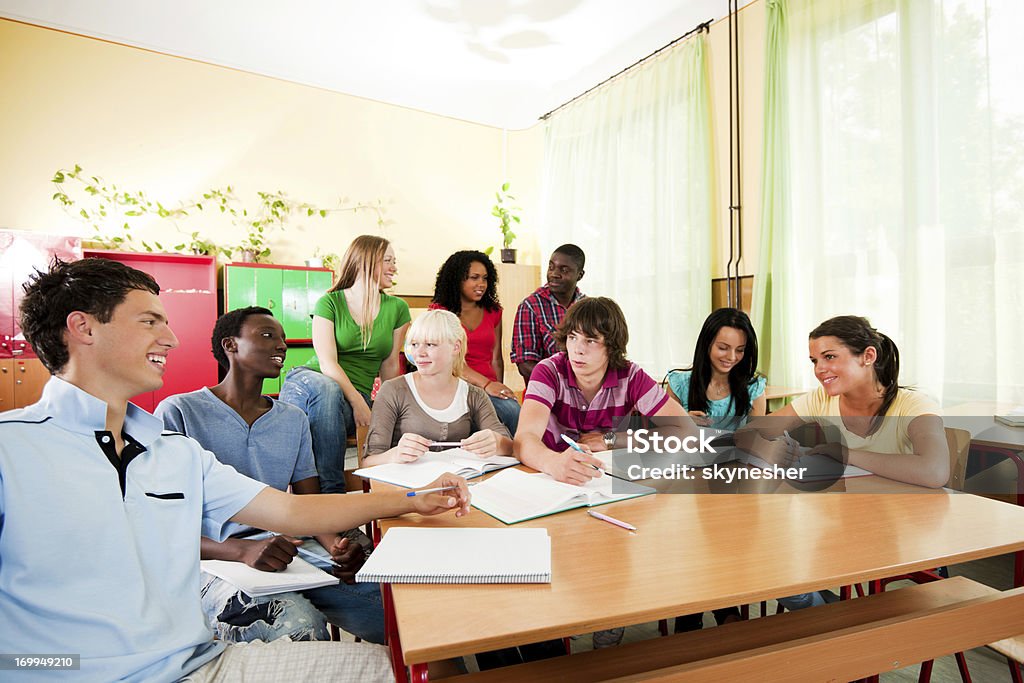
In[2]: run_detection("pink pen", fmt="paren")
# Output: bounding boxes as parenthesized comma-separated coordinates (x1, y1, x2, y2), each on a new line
(587, 509, 637, 531)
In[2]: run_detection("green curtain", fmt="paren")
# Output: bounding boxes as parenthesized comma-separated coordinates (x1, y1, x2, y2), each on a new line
(751, 0, 802, 392)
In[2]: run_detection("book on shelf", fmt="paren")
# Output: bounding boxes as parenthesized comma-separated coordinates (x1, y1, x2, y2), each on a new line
(355, 527, 551, 584)
(470, 467, 655, 525)
(354, 448, 518, 489)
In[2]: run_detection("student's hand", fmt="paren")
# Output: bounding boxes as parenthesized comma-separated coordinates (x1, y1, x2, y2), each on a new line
(461, 429, 498, 457)
(688, 410, 712, 427)
(549, 447, 605, 485)
(328, 535, 366, 584)
(756, 433, 800, 467)
(393, 433, 431, 463)
(578, 431, 610, 452)
(409, 474, 472, 517)
(353, 400, 372, 428)
(484, 381, 517, 400)
(808, 442, 845, 463)
(239, 535, 302, 572)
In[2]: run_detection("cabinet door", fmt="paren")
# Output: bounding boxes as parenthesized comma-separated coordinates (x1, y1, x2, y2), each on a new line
(0, 359, 12, 411)
(281, 269, 309, 340)
(13, 357, 50, 408)
(225, 265, 284, 316)
(306, 271, 333, 340)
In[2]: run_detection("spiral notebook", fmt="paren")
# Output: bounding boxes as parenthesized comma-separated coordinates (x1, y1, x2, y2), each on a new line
(355, 527, 551, 584)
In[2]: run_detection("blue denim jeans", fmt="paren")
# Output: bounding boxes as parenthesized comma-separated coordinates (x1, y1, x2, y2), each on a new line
(278, 367, 371, 495)
(489, 395, 521, 437)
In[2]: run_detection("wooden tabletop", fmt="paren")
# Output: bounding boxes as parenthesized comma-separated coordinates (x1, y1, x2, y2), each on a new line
(943, 401, 1024, 451)
(383, 480, 1024, 664)
(764, 385, 807, 401)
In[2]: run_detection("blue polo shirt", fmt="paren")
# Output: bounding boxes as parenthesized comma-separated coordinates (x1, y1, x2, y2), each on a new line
(0, 377, 267, 682)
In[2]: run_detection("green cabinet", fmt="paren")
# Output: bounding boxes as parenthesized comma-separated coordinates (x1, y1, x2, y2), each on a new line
(223, 264, 333, 394)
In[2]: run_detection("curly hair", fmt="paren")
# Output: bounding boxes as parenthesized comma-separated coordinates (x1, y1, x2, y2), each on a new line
(211, 306, 274, 369)
(19, 258, 160, 374)
(553, 297, 630, 370)
(431, 250, 501, 315)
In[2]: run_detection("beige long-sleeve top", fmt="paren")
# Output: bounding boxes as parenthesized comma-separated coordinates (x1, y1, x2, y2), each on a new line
(365, 375, 511, 456)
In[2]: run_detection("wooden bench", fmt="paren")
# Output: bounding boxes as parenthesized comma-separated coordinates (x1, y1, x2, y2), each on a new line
(437, 577, 1024, 683)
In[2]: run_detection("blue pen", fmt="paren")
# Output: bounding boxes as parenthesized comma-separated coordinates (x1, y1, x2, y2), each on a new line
(560, 434, 603, 473)
(406, 482, 477, 497)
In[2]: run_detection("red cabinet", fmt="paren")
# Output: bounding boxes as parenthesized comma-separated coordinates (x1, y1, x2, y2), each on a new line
(83, 250, 218, 412)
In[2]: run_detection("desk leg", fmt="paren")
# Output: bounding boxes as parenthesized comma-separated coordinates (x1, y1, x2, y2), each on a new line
(409, 664, 429, 683)
(382, 583, 409, 682)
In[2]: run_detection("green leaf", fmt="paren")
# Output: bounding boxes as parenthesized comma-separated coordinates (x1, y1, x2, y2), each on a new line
(319, 209, 327, 218)
(512, 216, 520, 223)
(79, 209, 89, 218)
(73, 164, 82, 173)
(52, 172, 65, 183)
(501, 182, 509, 192)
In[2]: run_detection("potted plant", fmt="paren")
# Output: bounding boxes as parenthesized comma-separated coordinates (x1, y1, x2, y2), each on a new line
(174, 231, 231, 259)
(492, 182, 520, 264)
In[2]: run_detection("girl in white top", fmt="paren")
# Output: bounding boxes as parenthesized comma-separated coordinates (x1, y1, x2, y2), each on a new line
(747, 315, 947, 488)
(363, 309, 513, 466)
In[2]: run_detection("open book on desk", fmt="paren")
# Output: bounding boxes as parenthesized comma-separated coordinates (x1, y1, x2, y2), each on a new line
(354, 448, 518, 489)
(470, 467, 655, 525)
(201, 555, 338, 597)
(594, 446, 871, 482)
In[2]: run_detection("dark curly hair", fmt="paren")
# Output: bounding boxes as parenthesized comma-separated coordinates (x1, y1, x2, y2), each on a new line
(19, 257, 160, 373)
(553, 297, 629, 370)
(431, 250, 501, 315)
(211, 306, 275, 369)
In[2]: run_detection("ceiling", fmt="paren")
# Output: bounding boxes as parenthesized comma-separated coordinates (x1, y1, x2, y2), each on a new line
(0, 0, 750, 130)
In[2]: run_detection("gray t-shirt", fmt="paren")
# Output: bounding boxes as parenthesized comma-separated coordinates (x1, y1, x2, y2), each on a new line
(156, 387, 317, 492)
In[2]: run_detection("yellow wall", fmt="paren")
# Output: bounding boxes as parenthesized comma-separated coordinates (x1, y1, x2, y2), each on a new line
(0, 19, 538, 294)
(0, 5, 764, 291)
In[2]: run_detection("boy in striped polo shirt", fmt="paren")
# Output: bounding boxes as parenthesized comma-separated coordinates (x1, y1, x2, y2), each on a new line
(514, 296, 695, 486)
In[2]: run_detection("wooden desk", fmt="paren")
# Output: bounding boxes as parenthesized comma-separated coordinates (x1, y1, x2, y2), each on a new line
(944, 401, 1024, 452)
(381, 482, 1024, 677)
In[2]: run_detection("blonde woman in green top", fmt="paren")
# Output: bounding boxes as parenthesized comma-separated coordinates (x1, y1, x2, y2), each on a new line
(279, 235, 411, 493)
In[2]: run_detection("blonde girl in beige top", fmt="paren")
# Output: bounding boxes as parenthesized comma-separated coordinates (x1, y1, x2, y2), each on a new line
(363, 309, 512, 466)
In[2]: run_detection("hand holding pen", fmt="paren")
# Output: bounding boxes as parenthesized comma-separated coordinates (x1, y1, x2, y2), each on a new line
(556, 434, 606, 485)
(407, 473, 473, 517)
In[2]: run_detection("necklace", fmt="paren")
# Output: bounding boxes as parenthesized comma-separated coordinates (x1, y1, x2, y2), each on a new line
(707, 381, 730, 400)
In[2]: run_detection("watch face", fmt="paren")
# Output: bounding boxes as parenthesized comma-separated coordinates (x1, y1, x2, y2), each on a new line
(603, 432, 615, 447)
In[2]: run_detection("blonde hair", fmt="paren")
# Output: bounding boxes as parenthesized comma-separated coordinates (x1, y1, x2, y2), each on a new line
(407, 309, 467, 378)
(329, 235, 390, 349)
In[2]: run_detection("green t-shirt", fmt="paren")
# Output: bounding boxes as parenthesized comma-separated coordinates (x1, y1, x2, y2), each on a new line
(305, 291, 412, 395)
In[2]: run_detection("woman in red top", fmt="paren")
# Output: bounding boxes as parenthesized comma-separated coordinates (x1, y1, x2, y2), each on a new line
(430, 250, 520, 435)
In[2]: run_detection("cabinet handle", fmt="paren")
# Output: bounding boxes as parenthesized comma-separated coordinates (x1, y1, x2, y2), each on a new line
(12, 349, 23, 356)
(268, 298, 275, 309)
(18, 366, 25, 373)
(1, 366, 7, 373)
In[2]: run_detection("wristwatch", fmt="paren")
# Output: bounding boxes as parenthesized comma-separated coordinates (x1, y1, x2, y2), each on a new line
(602, 432, 616, 449)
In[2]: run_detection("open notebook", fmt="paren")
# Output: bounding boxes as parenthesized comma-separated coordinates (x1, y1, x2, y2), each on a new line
(355, 527, 551, 584)
(201, 555, 338, 597)
(470, 467, 655, 525)
(995, 407, 1024, 428)
(354, 448, 519, 489)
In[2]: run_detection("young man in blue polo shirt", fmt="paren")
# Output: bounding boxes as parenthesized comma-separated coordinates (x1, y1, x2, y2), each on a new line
(156, 306, 384, 645)
(0, 258, 470, 682)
